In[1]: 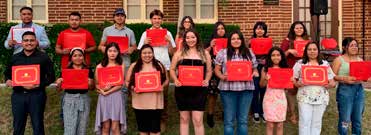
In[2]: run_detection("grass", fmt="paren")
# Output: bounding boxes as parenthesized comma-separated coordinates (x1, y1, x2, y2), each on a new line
(0, 87, 370, 135)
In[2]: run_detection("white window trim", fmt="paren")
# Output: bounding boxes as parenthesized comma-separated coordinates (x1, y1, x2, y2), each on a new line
(7, 0, 49, 23)
(123, 0, 163, 24)
(179, 0, 218, 23)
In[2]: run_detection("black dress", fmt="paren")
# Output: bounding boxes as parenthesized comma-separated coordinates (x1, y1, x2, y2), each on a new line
(175, 59, 208, 111)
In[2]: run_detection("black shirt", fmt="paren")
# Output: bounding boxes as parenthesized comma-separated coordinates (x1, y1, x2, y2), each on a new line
(5, 49, 56, 92)
(63, 68, 94, 94)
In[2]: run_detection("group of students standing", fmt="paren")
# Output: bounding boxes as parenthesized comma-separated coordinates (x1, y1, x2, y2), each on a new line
(3, 6, 369, 135)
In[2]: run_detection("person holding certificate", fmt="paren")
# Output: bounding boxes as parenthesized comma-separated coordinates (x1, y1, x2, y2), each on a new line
(137, 9, 176, 131)
(331, 37, 370, 135)
(55, 12, 96, 69)
(126, 44, 169, 135)
(94, 43, 126, 135)
(280, 21, 310, 124)
(170, 30, 212, 135)
(292, 42, 336, 135)
(4, 31, 55, 135)
(55, 47, 94, 135)
(214, 30, 259, 135)
(175, 16, 195, 52)
(4, 6, 50, 54)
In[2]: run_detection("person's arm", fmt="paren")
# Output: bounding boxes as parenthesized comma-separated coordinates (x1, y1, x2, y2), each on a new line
(125, 63, 135, 90)
(37, 26, 50, 49)
(4, 28, 17, 49)
(41, 56, 56, 88)
(259, 68, 268, 88)
(127, 30, 137, 54)
(166, 31, 176, 55)
(55, 33, 69, 55)
(169, 51, 181, 86)
(137, 32, 147, 50)
(214, 52, 227, 81)
(250, 50, 259, 77)
(103, 64, 126, 95)
(88, 68, 95, 90)
(292, 61, 304, 88)
(203, 50, 213, 86)
(85, 32, 97, 53)
(331, 57, 356, 84)
(160, 63, 170, 88)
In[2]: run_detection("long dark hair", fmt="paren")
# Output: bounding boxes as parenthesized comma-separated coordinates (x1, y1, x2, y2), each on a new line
(227, 30, 252, 60)
(301, 42, 324, 65)
(252, 21, 268, 38)
(287, 21, 309, 49)
(101, 42, 123, 67)
(211, 21, 227, 39)
(178, 16, 195, 37)
(67, 48, 88, 69)
(341, 37, 358, 54)
(264, 47, 288, 72)
(128, 44, 166, 90)
(181, 30, 207, 62)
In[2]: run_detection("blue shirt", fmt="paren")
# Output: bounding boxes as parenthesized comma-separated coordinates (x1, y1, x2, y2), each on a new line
(4, 22, 50, 54)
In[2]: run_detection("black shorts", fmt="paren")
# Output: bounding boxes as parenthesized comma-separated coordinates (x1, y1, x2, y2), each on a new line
(134, 109, 162, 133)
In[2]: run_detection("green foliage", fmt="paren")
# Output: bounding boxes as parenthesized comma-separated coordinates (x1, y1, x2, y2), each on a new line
(0, 22, 239, 82)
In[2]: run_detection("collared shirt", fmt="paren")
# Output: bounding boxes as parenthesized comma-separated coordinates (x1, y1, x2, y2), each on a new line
(214, 49, 258, 91)
(137, 28, 176, 70)
(101, 24, 136, 67)
(293, 59, 335, 105)
(4, 22, 50, 54)
(5, 49, 56, 92)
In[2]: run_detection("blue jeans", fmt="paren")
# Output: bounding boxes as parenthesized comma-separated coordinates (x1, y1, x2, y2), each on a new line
(220, 90, 253, 135)
(336, 83, 364, 135)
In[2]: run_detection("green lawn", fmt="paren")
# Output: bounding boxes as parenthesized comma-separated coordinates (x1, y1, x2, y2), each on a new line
(0, 87, 370, 135)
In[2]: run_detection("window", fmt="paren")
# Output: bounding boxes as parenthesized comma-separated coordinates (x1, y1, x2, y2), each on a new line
(180, 0, 218, 23)
(124, 0, 163, 23)
(8, 0, 48, 23)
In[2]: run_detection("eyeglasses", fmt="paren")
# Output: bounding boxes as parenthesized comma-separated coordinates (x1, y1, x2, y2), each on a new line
(22, 39, 36, 42)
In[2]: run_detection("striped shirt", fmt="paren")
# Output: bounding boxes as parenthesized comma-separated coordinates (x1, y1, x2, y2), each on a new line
(215, 49, 258, 91)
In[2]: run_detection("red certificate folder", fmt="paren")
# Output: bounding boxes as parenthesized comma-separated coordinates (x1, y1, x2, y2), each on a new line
(250, 38, 273, 55)
(350, 61, 371, 81)
(267, 68, 294, 89)
(135, 71, 162, 93)
(226, 61, 252, 81)
(61, 69, 89, 89)
(175, 38, 183, 51)
(97, 66, 124, 87)
(178, 66, 204, 86)
(301, 65, 328, 85)
(106, 36, 129, 53)
(63, 32, 87, 49)
(213, 38, 228, 55)
(12, 65, 40, 86)
(146, 29, 167, 46)
(294, 40, 310, 57)
(11, 27, 35, 44)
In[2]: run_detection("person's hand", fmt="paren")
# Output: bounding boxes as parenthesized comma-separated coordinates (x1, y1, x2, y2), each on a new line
(6, 80, 13, 87)
(96, 88, 104, 95)
(295, 80, 304, 88)
(210, 39, 216, 48)
(221, 74, 228, 81)
(8, 40, 17, 48)
(324, 81, 336, 89)
(174, 79, 182, 87)
(264, 74, 271, 81)
(55, 78, 63, 91)
(144, 38, 152, 45)
(100, 46, 106, 53)
(23, 84, 39, 90)
(367, 77, 371, 82)
(62, 49, 70, 55)
(202, 80, 209, 87)
(288, 49, 298, 56)
(344, 76, 357, 84)
(252, 71, 259, 77)
(165, 35, 171, 42)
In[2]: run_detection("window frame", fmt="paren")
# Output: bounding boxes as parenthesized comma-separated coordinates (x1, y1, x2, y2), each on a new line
(7, 0, 49, 23)
(123, 0, 163, 23)
(179, 0, 218, 23)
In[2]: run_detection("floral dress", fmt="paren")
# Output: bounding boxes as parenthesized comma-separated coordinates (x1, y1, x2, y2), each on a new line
(263, 87, 287, 122)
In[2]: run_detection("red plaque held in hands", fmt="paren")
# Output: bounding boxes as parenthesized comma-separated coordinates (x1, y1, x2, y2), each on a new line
(213, 38, 228, 55)
(146, 29, 167, 46)
(250, 38, 273, 55)
(63, 32, 87, 49)
(294, 40, 310, 57)
(226, 61, 252, 81)
(350, 61, 371, 81)
(301, 65, 328, 85)
(61, 69, 89, 89)
(12, 65, 40, 86)
(97, 66, 124, 87)
(135, 71, 162, 93)
(178, 66, 204, 86)
(106, 36, 129, 53)
(267, 68, 294, 89)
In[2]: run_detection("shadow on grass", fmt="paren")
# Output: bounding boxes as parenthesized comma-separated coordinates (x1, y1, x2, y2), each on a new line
(0, 87, 370, 135)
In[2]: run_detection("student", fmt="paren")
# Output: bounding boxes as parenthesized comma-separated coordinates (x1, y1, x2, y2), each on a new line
(292, 42, 336, 135)
(4, 6, 50, 54)
(137, 9, 176, 131)
(280, 21, 310, 124)
(204, 21, 227, 127)
(259, 47, 289, 135)
(249, 21, 269, 123)
(175, 16, 195, 52)
(94, 43, 126, 135)
(55, 47, 94, 135)
(214, 30, 259, 135)
(126, 44, 169, 135)
(332, 37, 370, 135)
(170, 30, 212, 135)
(5, 31, 55, 135)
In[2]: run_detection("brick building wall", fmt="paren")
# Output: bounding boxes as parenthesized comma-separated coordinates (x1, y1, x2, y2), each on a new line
(342, 0, 371, 60)
(162, 0, 178, 23)
(0, 0, 6, 22)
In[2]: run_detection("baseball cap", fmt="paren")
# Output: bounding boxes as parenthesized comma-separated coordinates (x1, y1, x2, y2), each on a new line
(114, 8, 126, 16)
